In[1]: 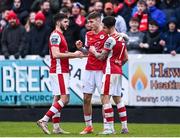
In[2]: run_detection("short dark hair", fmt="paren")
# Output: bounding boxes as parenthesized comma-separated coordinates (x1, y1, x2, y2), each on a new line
(137, 0, 147, 6)
(130, 17, 140, 23)
(87, 11, 101, 20)
(102, 16, 116, 28)
(149, 20, 159, 26)
(53, 13, 68, 23)
(59, 7, 70, 14)
(41, 0, 49, 5)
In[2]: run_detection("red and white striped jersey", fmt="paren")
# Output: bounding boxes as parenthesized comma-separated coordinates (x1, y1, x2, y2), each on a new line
(103, 34, 126, 74)
(49, 30, 69, 74)
(85, 30, 108, 70)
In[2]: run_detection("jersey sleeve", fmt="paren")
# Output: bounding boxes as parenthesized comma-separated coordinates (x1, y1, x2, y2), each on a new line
(49, 32, 61, 47)
(104, 37, 116, 51)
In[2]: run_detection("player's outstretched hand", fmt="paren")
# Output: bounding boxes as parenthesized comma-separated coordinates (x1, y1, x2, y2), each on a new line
(74, 51, 84, 58)
(75, 40, 83, 49)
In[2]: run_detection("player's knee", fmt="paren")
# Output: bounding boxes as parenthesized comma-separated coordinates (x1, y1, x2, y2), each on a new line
(64, 99, 69, 105)
(84, 98, 91, 105)
(83, 94, 92, 105)
(102, 95, 110, 104)
(113, 96, 121, 104)
(84, 99, 91, 105)
(53, 95, 60, 103)
(61, 96, 69, 105)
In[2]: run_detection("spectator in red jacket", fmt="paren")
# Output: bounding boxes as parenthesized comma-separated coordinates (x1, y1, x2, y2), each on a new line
(133, 0, 148, 32)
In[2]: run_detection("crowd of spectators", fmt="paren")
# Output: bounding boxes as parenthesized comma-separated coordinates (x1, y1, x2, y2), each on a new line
(0, 0, 179, 59)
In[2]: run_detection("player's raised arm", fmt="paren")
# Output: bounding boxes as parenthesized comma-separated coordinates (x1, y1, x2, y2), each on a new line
(75, 40, 89, 55)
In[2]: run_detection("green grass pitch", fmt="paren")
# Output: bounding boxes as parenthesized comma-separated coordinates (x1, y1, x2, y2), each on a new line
(0, 122, 180, 137)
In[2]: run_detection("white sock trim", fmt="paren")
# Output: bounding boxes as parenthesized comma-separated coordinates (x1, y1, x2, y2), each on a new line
(53, 123, 60, 129)
(103, 103, 112, 109)
(52, 112, 61, 118)
(117, 101, 124, 109)
(84, 114, 92, 121)
(50, 106, 58, 113)
(104, 112, 114, 118)
(119, 111, 127, 117)
(42, 115, 49, 122)
(58, 100, 64, 108)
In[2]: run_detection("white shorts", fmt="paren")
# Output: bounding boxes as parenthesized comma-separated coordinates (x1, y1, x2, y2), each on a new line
(82, 70, 103, 94)
(49, 73, 69, 96)
(102, 74, 122, 96)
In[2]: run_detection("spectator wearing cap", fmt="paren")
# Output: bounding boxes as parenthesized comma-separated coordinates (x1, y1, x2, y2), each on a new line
(1, 11, 26, 59)
(133, 0, 148, 32)
(160, 17, 180, 56)
(126, 17, 145, 54)
(103, 2, 127, 33)
(72, 2, 86, 27)
(140, 20, 163, 53)
(27, 11, 51, 57)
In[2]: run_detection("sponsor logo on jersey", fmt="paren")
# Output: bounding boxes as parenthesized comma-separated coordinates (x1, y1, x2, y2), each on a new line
(50, 34, 60, 45)
(105, 42, 111, 48)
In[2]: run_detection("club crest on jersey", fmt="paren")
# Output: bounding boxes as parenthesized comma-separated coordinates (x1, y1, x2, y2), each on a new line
(100, 35, 104, 39)
(89, 37, 92, 40)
